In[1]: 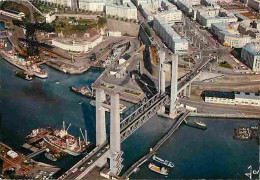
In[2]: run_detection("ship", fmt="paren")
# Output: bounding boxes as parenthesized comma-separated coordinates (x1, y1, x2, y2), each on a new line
(26, 127, 53, 144)
(148, 163, 168, 176)
(43, 122, 91, 156)
(45, 153, 57, 161)
(15, 71, 33, 81)
(194, 120, 206, 127)
(90, 100, 126, 114)
(152, 155, 174, 168)
(0, 50, 48, 78)
(29, 64, 48, 79)
(70, 85, 94, 98)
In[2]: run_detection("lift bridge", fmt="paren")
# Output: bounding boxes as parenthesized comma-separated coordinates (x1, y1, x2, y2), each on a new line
(60, 54, 207, 180)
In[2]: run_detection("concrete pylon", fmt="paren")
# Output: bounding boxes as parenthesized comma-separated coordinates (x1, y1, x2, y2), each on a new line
(169, 54, 178, 118)
(110, 93, 122, 175)
(95, 89, 107, 167)
(159, 51, 166, 94)
(188, 83, 192, 98)
(158, 51, 166, 114)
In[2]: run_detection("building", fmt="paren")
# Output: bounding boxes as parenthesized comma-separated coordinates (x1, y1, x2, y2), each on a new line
(52, 35, 103, 52)
(38, 0, 78, 8)
(203, 91, 260, 107)
(197, 8, 238, 28)
(241, 42, 260, 72)
(105, 1, 137, 20)
(211, 23, 252, 48)
(153, 9, 188, 54)
(78, 0, 106, 11)
(248, 0, 260, 12)
(0, 9, 25, 20)
(7, 150, 18, 159)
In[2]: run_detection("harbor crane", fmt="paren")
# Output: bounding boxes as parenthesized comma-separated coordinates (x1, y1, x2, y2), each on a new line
(12, 19, 55, 59)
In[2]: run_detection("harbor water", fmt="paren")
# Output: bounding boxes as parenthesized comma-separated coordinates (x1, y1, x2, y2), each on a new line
(0, 21, 259, 179)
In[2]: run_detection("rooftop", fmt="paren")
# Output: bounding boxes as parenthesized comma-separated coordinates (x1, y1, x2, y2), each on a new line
(203, 91, 235, 99)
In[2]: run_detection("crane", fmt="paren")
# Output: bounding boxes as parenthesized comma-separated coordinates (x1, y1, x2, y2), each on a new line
(12, 19, 55, 59)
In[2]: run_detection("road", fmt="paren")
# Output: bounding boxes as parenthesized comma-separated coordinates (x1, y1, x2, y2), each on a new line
(180, 98, 260, 116)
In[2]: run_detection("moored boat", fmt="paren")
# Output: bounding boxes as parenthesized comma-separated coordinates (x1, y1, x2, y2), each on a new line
(15, 71, 33, 81)
(45, 153, 57, 161)
(148, 163, 168, 176)
(194, 120, 206, 127)
(152, 155, 174, 168)
(70, 85, 94, 98)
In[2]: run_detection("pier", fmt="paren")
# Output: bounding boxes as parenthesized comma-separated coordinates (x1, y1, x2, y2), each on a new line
(121, 111, 190, 179)
(26, 148, 47, 159)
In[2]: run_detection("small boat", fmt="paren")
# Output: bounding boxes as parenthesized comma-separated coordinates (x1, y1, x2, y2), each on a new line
(45, 153, 57, 161)
(148, 163, 168, 176)
(15, 71, 33, 81)
(70, 85, 94, 98)
(194, 120, 206, 127)
(56, 81, 60, 84)
(152, 155, 174, 168)
(251, 126, 258, 130)
(79, 101, 83, 104)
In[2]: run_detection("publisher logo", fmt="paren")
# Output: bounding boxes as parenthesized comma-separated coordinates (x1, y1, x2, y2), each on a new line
(245, 165, 260, 179)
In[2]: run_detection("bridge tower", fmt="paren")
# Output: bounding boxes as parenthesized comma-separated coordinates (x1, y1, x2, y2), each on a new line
(158, 51, 166, 114)
(110, 93, 123, 176)
(95, 89, 107, 167)
(170, 54, 178, 118)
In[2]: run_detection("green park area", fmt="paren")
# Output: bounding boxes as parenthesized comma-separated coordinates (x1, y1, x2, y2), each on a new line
(219, 61, 232, 69)
(51, 16, 107, 35)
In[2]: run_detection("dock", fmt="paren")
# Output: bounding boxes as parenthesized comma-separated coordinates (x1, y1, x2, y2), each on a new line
(22, 143, 39, 152)
(26, 148, 47, 159)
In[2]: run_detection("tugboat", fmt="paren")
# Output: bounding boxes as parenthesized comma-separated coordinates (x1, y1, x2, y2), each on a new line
(148, 163, 169, 176)
(70, 85, 94, 98)
(15, 71, 33, 81)
(45, 153, 57, 161)
(152, 155, 174, 168)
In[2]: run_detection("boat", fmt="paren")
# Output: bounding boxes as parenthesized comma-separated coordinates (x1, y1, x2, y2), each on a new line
(194, 120, 206, 127)
(43, 122, 91, 156)
(56, 81, 60, 84)
(29, 64, 48, 79)
(79, 101, 83, 104)
(251, 126, 258, 130)
(0, 50, 48, 78)
(90, 100, 126, 114)
(70, 85, 94, 98)
(15, 71, 33, 81)
(148, 163, 168, 176)
(45, 153, 57, 161)
(26, 128, 54, 144)
(152, 155, 174, 168)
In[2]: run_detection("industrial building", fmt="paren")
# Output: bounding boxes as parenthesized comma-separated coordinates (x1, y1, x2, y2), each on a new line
(52, 35, 103, 52)
(241, 42, 260, 72)
(203, 91, 260, 107)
